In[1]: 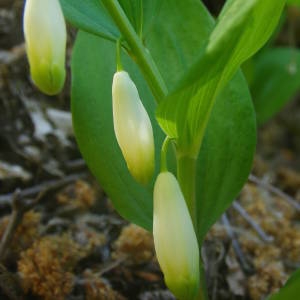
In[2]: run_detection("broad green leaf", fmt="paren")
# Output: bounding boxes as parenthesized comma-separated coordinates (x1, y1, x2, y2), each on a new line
(71, 0, 213, 230)
(287, 0, 300, 5)
(241, 58, 255, 86)
(72, 31, 162, 230)
(268, 269, 300, 300)
(71, 0, 256, 241)
(59, 0, 160, 41)
(157, 0, 286, 155)
(196, 72, 256, 242)
(146, 0, 214, 90)
(59, 0, 119, 41)
(146, 0, 256, 241)
(251, 48, 300, 124)
(118, 0, 161, 37)
(118, 0, 143, 34)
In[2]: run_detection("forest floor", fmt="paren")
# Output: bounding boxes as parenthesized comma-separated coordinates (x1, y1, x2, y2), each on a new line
(0, 1, 300, 300)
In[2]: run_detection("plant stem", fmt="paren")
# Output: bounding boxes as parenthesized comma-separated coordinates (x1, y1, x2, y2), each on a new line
(160, 137, 171, 172)
(177, 155, 209, 300)
(102, 1, 208, 298)
(197, 263, 209, 300)
(116, 38, 123, 71)
(102, 0, 168, 102)
(177, 155, 197, 227)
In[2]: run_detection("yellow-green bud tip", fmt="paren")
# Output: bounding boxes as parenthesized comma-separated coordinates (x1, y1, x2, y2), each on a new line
(153, 172, 200, 299)
(23, 0, 67, 95)
(112, 71, 155, 185)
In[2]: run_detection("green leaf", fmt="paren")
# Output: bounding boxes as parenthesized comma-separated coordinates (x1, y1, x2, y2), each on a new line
(71, 0, 256, 239)
(146, 0, 256, 241)
(287, 0, 300, 5)
(59, 0, 160, 41)
(146, 0, 214, 90)
(251, 48, 300, 124)
(71, 0, 214, 230)
(118, 0, 142, 34)
(156, 0, 286, 155)
(71, 31, 164, 230)
(268, 269, 300, 300)
(59, 0, 119, 41)
(118, 0, 161, 37)
(197, 72, 256, 242)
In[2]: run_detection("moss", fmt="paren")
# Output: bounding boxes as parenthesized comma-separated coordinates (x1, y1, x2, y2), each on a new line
(18, 234, 85, 300)
(113, 224, 154, 265)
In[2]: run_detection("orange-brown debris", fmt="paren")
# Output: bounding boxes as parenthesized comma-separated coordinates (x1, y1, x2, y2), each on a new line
(113, 224, 154, 265)
(18, 234, 85, 300)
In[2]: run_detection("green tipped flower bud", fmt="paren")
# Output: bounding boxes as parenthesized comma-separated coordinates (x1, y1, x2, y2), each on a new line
(154, 172, 200, 299)
(112, 71, 155, 185)
(23, 0, 66, 95)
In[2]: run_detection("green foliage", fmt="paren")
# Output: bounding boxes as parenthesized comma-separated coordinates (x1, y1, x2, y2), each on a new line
(268, 269, 300, 299)
(287, 0, 300, 5)
(156, 0, 286, 156)
(59, 0, 119, 41)
(118, 0, 143, 34)
(26, 0, 292, 298)
(59, 0, 160, 41)
(70, 0, 257, 240)
(145, 0, 214, 90)
(251, 48, 300, 124)
(147, 0, 256, 242)
(71, 32, 157, 230)
(118, 0, 161, 36)
(196, 72, 256, 242)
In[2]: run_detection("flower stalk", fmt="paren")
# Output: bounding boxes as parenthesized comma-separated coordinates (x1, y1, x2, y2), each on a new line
(102, 0, 168, 102)
(102, 1, 208, 298)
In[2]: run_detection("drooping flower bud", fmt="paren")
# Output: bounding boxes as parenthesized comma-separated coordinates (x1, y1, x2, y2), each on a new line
(153, 172, 200, 299)
(112, 71, 155, 185)
(23, 0, 66, 95)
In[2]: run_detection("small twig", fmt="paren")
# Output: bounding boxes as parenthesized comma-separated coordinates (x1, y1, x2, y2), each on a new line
(0, 172, 88, 260)
(212, 275, 218, 300)
(74, 258, 127, 287)
(98, 257, 127, 275)
(64, 159, 86, 172)
(248, 174, 300, 211)
(0, 191, 22, 261)
(0, 188, 44, 261)
(232, 201, 274, 243)
(0, 43, 26, 65)
(222, 213, 254, 275)
(43, 217, 72, 234)
(0, 186, 48, 261)
(0, 263, 23, 300)
(0, 172, 88, 208)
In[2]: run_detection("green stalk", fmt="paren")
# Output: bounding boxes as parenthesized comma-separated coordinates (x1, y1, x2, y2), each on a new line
(116, 38, 123, 71)
(160, 137, 172, 172)
(102, 1, 208, 298)
(102, 0, 168, 102)
(195, 264, 209, 300)
(177, 154, 208, 300)
(177, 155, 197, 226)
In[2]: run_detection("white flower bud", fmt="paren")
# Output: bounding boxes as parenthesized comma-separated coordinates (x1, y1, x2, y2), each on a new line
(23, 0, 66, 95)
(153, 172, 200, 299)
(112, 71, 155, 185)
